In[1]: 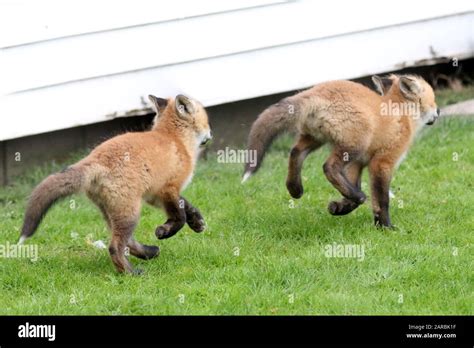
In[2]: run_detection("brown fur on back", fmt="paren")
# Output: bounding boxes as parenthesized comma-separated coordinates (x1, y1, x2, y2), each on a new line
(244, 76, 437, 176)
(243, 75, 439, 227)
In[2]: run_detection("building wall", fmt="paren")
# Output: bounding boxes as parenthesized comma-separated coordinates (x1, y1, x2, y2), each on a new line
(1, 0, 473, 141)
(1, 1, 474, 184)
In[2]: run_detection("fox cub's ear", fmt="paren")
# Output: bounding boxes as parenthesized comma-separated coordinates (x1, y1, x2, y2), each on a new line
(372, 75, 393, 96)
(175, 94, 196, 118)
(148, 95, 168, 115)
(399, 76, 422, 99)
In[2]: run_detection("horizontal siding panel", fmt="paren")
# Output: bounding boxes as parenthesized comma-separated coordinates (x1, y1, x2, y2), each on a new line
(1, 12, 473, 141)
(2, 1, 473, 94)
(0, 0, 286, 48)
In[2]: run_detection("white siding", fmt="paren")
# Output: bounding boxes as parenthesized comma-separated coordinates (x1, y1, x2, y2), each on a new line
(1, 0, 473, 140)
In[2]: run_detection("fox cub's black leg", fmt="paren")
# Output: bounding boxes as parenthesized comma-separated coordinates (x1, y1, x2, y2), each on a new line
(371, 175, 392, 228)
(109, 220, 137, 274)
(286, 135, 322, 199)
(328, 198, 361, 216)
(328, 162, 364, 215)
(155, 194, 186, 240)
(369, 158, 393, 228)
(181, 197, 206, 232)
(323, 150, 366, 205)
(128, 239, 160, 260)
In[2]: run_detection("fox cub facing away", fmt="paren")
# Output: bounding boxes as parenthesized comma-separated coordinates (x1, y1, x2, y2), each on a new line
(19, 94, 212, 274)
(243, 75, 440, 228)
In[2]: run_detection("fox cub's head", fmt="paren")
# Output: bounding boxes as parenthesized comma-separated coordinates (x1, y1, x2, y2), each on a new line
(373, 74, 440, 126)
(149, 94, 212, 146)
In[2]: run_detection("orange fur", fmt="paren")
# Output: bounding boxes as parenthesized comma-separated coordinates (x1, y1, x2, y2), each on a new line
(244, 75, 439, 227)
(20, 94, 212, 273)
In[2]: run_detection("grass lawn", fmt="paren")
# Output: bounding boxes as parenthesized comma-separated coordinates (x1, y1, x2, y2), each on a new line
(0, 91, 473, 315)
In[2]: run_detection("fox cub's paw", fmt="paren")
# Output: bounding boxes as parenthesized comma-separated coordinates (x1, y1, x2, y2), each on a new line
(155, 225, 175, 239)
(131, 268, 144, 276)
(141, 245, 160, 260)
(374, 215, 394, 229)
(187, 216, 206, 233)
(328, 200, 359, 216)
(286, 179, 304, 199)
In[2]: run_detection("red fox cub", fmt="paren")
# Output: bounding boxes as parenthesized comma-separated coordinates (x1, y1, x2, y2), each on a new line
(19, 94, 212, 274)
(243, 75, 440, 228)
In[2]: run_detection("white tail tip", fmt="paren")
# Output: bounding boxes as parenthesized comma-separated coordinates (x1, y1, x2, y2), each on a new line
(241, 171, 252, 184)
(18, 236, 26, 245)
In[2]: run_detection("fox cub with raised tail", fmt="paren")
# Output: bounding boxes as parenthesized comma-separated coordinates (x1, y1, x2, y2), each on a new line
(20, 94, 212, 274)
(243, 75, 440, 228)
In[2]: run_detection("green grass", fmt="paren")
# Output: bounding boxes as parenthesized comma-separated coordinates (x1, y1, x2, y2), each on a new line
(0, 103, 473, 315)
(436, 85, 474, 107)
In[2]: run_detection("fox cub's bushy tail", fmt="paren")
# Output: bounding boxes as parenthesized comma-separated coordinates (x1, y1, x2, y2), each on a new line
(242, 96, 302, 181)
(19, 166, 85, 244)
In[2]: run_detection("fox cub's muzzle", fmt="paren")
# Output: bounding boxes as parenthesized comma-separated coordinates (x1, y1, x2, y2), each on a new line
(200, 131, 212, 146)
(426, 107, 440, 125)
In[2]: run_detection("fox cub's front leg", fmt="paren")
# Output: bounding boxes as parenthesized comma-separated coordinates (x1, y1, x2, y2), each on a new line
(155, 193, 186, 240)
(155, 194, 206, 240)
(181, 197, 206, 233)
(368, 157, 394, 228)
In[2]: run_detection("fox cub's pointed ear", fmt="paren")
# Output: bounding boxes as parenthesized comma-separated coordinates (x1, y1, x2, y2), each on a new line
(399, 76, 422, 98)
(175, 94, 196, 117)
(372, 75, 393, 96)
(148, 95, 168, 115)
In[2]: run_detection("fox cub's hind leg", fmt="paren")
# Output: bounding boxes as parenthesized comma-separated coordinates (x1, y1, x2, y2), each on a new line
(128, 239, 160, 260)
(92, 196, 159, 264)
(181, 197, 206, 232)
(328, 162, 363, 215)
(323, 149, 367, 206)
(286, 135, 322, 199)
(109, 217, 139, 274)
